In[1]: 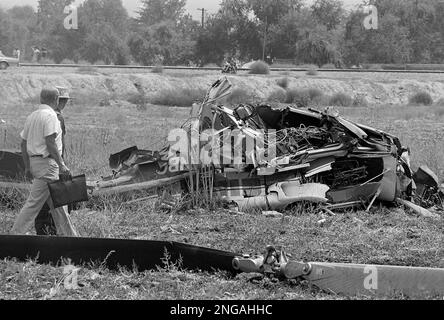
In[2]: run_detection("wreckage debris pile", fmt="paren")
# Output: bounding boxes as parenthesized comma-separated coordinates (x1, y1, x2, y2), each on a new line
(197, 102, 443, 213)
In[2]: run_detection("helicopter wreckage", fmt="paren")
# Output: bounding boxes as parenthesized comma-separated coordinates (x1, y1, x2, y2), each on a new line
(0, 77, 443, 298)
(84, 77, 443, 216)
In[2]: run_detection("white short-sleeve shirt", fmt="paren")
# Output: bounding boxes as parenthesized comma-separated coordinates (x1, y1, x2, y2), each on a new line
(20, 105, 63, 158)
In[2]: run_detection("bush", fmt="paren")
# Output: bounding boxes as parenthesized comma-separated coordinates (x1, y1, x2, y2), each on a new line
(94, 60, 107, 65)
(329, 92, 353, 107)
(306, 67, 318, 76)
(226, 88, 255, 105)
(152, 64, 164, 74)
(267, 88, 287, 103)
(150, 87, 207, 107)
(276, 78, 289, 89)
(249, 61, 270, 75)
(435, 98, 444, 106)
(409, 91, 433, 106)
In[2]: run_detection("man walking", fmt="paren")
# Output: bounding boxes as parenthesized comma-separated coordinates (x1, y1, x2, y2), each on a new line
(11, 87, 78, 237)
(34, 87, 69, 236)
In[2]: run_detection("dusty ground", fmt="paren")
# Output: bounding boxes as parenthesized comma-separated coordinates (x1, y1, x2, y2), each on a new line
(0, 68, 443, 300)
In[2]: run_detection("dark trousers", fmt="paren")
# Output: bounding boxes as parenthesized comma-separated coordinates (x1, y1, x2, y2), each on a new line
(35, 202, 57, 236)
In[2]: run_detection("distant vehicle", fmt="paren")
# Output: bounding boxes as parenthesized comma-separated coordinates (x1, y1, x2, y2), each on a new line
(0, 51, 20, 70)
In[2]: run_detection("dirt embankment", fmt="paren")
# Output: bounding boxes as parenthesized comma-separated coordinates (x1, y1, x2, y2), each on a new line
(1, 70, 444, 106)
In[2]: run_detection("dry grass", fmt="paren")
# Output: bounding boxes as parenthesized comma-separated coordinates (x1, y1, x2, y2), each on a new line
(149, 88, 207, 107)
(76, 66, 99, 74)
(329, 92, 353, 107)
(226, 88, 257, 106)
(0, 204, 442, 300)
(267, 88, 287, 103)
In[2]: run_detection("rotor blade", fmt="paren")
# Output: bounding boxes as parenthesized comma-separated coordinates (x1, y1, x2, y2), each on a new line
(285, 261, 444, 298)
(0, 235, 238, 273)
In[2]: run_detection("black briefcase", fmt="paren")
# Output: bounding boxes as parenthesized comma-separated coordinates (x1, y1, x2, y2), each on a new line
(48, 174, 89, 209)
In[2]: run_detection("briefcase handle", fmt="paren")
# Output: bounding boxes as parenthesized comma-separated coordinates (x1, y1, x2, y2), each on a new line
(59, 172, 73, 182)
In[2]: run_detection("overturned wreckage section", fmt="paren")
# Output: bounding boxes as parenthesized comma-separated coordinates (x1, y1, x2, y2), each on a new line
(87, 78, 442, 214)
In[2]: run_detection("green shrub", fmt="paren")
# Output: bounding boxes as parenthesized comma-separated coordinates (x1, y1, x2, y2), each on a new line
(150, 87, 207, 107)
(276, 77, 289, 89)
(249, 61, 270, 75)
(267, 88, 287, 103)
(329, 92, 353, 107)
(409, 91, 433, 106)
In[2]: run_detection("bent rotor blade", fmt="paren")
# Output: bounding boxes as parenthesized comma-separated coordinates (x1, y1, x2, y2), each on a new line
(0, 235, 238, 273)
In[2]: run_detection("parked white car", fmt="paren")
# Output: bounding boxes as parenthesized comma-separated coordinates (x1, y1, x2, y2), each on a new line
(0, 51, 19, 70)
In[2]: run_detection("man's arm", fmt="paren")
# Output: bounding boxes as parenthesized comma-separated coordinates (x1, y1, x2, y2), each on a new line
(45, 134, 70, 175)
(21, 139, 31, 178)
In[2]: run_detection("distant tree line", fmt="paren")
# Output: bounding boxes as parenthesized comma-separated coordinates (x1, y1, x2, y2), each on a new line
(0, 0, 443, 66)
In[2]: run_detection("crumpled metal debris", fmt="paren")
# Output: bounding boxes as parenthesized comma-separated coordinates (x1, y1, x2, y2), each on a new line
(82, 78, 442, 215)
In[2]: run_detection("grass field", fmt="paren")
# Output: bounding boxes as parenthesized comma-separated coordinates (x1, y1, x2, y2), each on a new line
(0, 70, 443, 300)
